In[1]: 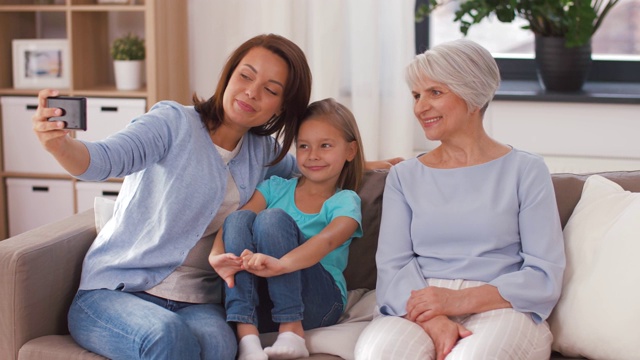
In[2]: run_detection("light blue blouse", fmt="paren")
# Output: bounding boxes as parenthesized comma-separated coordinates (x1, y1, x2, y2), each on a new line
(376, 149, 565, 323)
(75, 101, 297, 293)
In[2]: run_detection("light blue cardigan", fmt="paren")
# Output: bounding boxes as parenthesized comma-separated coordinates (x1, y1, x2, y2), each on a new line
(76, 101, 297, 292)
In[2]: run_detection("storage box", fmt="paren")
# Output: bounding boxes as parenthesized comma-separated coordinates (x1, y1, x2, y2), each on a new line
(75, 97, 146, 142)
(75, 181, 122, 213)
(1, 96, 68, 174)
(6, 178, 74, 237)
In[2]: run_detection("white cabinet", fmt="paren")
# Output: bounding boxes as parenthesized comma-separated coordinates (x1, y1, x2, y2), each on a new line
(1, 96, 144, 175)
(6, 178, 74, 237)
(0, 0, 189, 239)
(76, 98, 146, 142)
(1, 96, 68, 175)
(0, 96, 141, 237)
(76, 181, 122, 213)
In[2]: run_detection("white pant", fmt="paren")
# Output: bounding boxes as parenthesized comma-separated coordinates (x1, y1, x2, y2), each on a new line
(354, 279, 552, 360)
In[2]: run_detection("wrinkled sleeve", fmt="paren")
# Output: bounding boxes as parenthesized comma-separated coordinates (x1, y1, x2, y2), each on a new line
(77, 102, 181, 181)
(256, 177, 275, 206)
(376, 167, 428, 316)
(330, 190, 363, 238)
(490, 159, 566, 323)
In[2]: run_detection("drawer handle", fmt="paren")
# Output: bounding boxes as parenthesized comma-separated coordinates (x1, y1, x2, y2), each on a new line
(26, 105, 38, 110)
(102, 191, 119, 197)
(101, 106, 118, 112)
(32, 186, 49, 192)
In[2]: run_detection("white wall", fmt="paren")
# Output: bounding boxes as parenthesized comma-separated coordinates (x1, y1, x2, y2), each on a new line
(186, 1, 640, 172)
(412, 100, 640, 173)
(187, 0, 307, 99)
(485, 101, 640, 173)
(186, 0, 417, 162)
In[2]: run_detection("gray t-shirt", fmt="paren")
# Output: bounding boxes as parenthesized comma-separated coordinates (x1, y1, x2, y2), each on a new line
(145, 140, 242, 303)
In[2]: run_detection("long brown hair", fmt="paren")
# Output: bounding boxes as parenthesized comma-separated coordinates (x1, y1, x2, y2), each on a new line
(193, 34, 312, 165)
(297, 98, 365, 191)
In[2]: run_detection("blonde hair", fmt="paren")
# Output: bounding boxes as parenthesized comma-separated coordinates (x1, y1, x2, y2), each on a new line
(406, 39, 500, 114)
(296, 98, 365, 191)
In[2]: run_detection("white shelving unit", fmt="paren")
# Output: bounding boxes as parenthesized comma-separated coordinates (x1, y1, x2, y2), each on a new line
(0, 0, 190, 239)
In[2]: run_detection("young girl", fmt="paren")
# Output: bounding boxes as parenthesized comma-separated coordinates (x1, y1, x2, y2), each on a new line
(209, 98, 366, 360)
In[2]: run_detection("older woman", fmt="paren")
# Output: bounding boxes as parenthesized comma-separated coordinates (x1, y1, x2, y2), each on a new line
(355, 39, 566, 360)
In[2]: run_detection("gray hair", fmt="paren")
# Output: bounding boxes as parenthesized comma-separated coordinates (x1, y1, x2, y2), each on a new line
(406, 39, 500, 114)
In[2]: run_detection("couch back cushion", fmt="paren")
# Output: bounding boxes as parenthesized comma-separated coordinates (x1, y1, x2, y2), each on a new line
(344, 169, 640, 292)
(552, 170, 640, 228)
(344, 170, 387, 290)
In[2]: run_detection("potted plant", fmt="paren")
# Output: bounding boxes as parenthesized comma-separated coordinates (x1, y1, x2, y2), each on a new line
(416, 0, 620, 92)
(110, 33, 145, 90)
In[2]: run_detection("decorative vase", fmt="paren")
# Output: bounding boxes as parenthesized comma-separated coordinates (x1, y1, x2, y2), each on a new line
(113, 60, 144, 91)
(535, 35, 592, 92)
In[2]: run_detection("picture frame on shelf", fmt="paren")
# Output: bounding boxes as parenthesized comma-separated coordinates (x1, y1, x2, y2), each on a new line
(12, 39, 70, 90)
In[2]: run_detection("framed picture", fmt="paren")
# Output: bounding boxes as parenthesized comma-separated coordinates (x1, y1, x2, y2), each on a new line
(12, 39, 70, 89)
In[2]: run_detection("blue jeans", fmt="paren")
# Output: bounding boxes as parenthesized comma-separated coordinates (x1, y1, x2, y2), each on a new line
(223, 209, 344, 332)
(68, 289, 237, 360)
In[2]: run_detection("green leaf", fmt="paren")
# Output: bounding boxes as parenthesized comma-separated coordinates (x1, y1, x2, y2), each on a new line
(110, 33, 146, 61)
(415, 0, 619, 49)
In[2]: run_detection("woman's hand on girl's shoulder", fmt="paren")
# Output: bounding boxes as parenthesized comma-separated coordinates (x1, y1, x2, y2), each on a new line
(365, 157, 404, 170)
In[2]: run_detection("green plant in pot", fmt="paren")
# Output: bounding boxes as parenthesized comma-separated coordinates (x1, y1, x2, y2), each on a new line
(416, 0, 620, 92)
(111, 32, 145, 61)
(111, 33, 146, 90)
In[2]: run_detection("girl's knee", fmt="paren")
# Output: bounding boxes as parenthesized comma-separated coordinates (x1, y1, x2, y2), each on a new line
(254, 208, 291, 229)
(223, 210, 257, 253)
(254, 209, 299, 245)
(224, 209, 256, 229)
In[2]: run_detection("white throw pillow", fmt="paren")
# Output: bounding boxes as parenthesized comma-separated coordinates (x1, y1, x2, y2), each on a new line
(93, 197, 116, 233)
(548, 175, 640, 360)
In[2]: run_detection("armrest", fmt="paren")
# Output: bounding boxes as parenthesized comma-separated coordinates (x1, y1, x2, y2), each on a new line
(0, 210, 96, 360)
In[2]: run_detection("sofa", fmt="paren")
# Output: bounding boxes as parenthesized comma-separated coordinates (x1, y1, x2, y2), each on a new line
(1, 169, 639, 360)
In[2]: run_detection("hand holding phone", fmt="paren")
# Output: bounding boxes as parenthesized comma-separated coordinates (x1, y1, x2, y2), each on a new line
(46, 96, 87, 131)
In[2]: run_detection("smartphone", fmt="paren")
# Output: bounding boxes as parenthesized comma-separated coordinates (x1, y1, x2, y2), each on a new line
(46, 96, 87, 131)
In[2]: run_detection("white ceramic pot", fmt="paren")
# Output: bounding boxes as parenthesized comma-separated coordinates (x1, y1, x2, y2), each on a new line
(113, 60, 144, 91)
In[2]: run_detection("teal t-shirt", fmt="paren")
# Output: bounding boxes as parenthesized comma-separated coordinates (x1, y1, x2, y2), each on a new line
(257, 176, 363, 305)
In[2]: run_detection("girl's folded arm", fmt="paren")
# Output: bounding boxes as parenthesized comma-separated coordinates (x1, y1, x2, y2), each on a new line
(280, 216, 358, 273)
